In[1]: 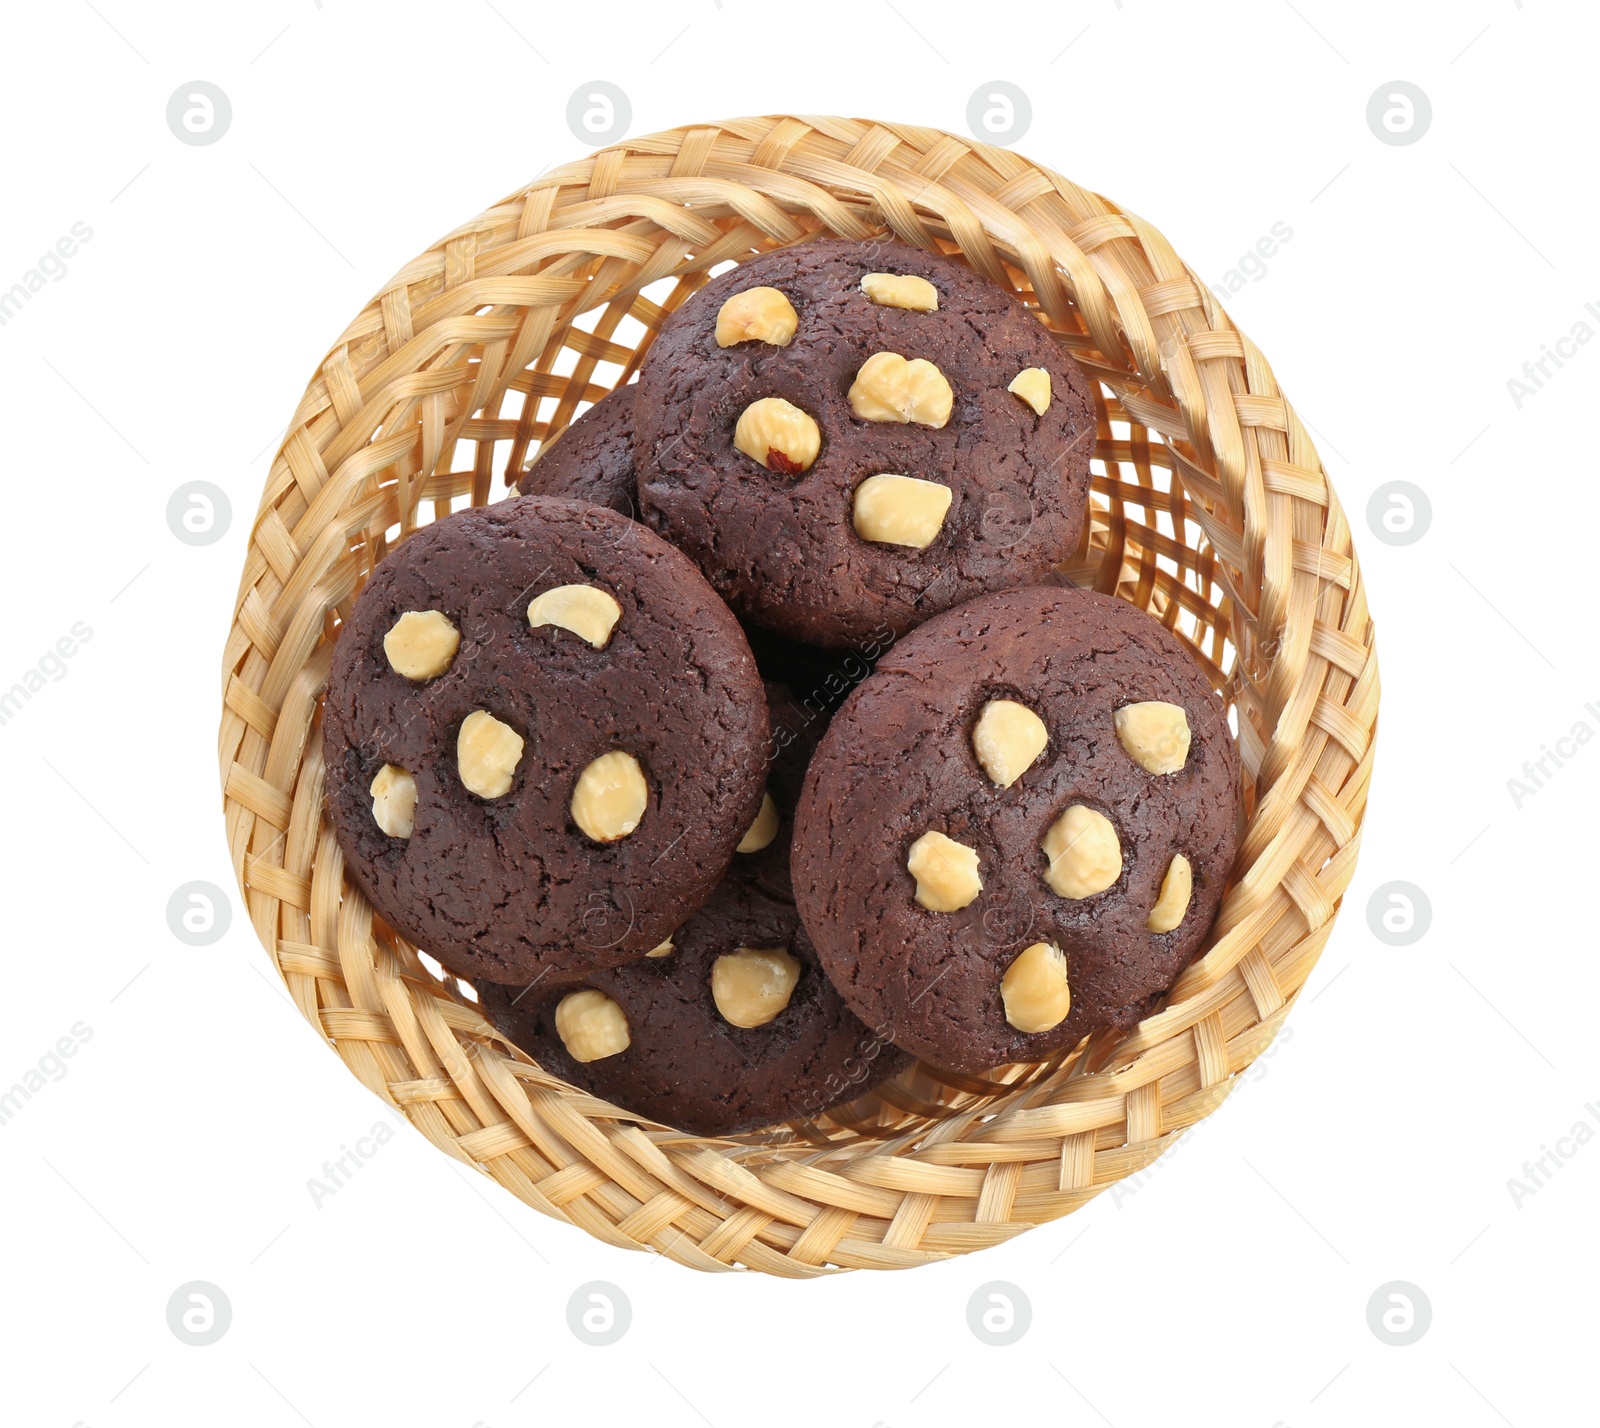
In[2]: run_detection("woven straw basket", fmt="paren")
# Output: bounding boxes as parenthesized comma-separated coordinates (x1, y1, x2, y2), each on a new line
(218, 115, 1378, 1275)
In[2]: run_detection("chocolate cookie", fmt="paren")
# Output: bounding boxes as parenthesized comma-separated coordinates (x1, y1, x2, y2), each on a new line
(516, 383, 638, 516)
(323, 495, 769, 984)
(477, 684, 908, 1137)
(634, 237, 1096, 648)
(792, 587, 1241, 1074)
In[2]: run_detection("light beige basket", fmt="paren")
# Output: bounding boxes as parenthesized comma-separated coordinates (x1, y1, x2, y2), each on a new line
(218, 115, 1377, 1275)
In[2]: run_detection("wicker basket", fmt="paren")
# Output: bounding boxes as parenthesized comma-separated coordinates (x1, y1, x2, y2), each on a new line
(218, 115, 1377, 1275)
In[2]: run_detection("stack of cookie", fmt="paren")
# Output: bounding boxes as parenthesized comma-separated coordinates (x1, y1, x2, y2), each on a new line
(323, 238, 1241, 1136)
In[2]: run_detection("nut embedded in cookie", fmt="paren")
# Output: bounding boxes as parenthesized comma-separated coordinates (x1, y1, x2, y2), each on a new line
(1114, 701, 1191, 775)
(847, 351, 953, 428)
(457, 710, 524, 799)
(1147, 853, 1193, 932)
(1000, 941, 1071, 1033)
(736, 791, 779, 853)
(571, 750, 649, 842)
(1042, 805, 1121, 899)
(971, 698, 1049, 788)
(711, 945, 801, 1028)
(852, 473, 952, 549)
(527, 583, 622, 649)
(369, 764, 417, 838)
(715, 286, 799, 347)
(733, 396, 822, 475)
(383, 609, 460, 682)
(860, 272, 939, 311)
(906, 829, 983, 912)
(555, 988, 631, 1062)
(1007, 366, 1052, 415)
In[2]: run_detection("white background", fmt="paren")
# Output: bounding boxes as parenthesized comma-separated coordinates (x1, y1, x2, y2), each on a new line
(1, 1, 1593, 1423)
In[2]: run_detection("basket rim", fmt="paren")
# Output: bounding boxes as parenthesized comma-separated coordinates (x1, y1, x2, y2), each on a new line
(217, 113, 1378, 1275)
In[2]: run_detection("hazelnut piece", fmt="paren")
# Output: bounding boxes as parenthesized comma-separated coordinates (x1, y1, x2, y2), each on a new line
(971, 699, 1049, 788)
(852, 474, 953, 549)
(715, 286, 799, 347)
(737, 791, 780, 853)
(383, 610, 460, 682)
(733, 397, 821, 475)
(711, 946, 801, 1028)
(860, 272, 939, 311)
(571, 750, 648, 842)
(554, 989, 630, 1062)
(848, 351, 953, 427)
(906, 830, 983, 912)
(1147, 854, 1193, 933)
(1114, 701, 1191, 775)
(527, 584, 622, 649)
(457, 711, 524, 799)
(369, 764, 417, 838)
(1042, 805, 1121, 899)
(1007, 367, 1052, 415)
(1000, 942, 1072, 1033)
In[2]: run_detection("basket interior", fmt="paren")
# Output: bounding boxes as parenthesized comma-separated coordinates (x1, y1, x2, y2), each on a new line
(336, 214, 1255, 1152)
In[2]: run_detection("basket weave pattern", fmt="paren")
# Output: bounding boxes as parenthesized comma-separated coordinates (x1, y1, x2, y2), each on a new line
(218, 116, 1377, 1274)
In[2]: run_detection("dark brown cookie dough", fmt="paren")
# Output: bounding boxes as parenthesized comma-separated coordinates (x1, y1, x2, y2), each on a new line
(634, 238, 1096, 648)
(476, 683, 908, 1137)
(791, 586, 1241, 1074)
(516, 383, 639, 517)
(323, 495, 769, 984)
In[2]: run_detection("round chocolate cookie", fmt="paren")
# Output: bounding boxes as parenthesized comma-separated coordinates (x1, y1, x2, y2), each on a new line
(634, 237, 1096, 648)
(516, 382, 638, 516)
(476, 684, 909, 1137)
(323, 495, 769, 983)
(791, 586, 1241, 1074)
